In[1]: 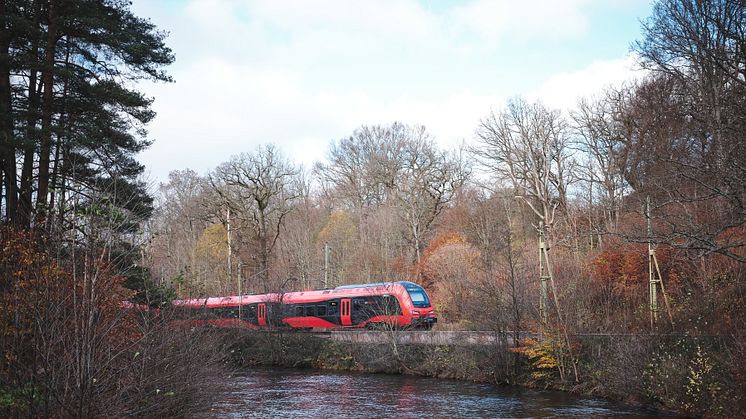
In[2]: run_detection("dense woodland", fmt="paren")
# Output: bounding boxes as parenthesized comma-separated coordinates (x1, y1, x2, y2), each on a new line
(1, 0, 745, 416)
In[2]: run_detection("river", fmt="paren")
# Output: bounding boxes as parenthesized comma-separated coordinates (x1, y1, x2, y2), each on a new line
(202, 368, 659, 418)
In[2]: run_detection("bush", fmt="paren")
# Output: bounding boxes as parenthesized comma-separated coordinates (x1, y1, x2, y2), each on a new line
(0, 228, 228, 416)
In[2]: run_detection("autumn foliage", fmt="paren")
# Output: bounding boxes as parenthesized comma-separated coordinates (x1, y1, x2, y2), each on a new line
(0, 228, 226, 416)
(0, 228, 134, 414)
(415, 231, 474, 286)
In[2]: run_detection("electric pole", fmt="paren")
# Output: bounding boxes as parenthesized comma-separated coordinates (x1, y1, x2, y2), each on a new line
(227, 206, 232, 279)
(238, 261, 242, 320)
(646, 196, 673, 328)
(538, 221, 550, 323)
(324, 242, 330, 288)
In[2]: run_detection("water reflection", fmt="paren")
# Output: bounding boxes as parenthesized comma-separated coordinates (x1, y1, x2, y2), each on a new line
(204, 368, 658, 418)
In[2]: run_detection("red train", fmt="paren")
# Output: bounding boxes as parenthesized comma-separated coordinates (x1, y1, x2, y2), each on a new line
(170, 281, 437, 330)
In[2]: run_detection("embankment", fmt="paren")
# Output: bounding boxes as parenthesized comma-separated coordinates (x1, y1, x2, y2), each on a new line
(223, 330, 742, 417)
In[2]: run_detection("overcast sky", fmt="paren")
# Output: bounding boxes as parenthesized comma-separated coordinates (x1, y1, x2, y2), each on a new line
(130, 0, 652, 183)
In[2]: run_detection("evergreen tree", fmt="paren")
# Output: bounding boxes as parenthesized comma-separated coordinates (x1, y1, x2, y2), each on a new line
(0, 0, 173, 229)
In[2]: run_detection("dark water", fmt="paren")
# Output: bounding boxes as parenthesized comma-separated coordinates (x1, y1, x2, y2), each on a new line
(204, 368, 660, 418)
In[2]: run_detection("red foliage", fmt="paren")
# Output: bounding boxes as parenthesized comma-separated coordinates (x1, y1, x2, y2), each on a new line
(0, 227, 140, 415)
(591, 238, 685, 303)
(412, 231, 468, 287)
(591, 240, 648, 301)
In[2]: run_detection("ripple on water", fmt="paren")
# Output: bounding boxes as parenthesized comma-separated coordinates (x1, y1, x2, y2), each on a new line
(203, 368, 661, 418)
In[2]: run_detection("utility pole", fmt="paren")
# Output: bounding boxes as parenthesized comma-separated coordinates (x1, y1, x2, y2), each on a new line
(646, 196, 673, 328)
(538, 221, 550, 323)
(238, 261, 242, 320)
(227, 206, 232, 280)
(323, 243, 330, 288)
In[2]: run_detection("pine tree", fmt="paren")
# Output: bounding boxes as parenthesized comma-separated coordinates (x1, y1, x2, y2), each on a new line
(0, 0, 173, 228)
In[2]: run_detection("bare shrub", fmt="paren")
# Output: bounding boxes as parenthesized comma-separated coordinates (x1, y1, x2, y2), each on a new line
(0, 228, 229, 416)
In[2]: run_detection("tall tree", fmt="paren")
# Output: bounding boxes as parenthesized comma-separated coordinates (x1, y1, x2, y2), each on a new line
(0, 0, 22, 224)
(631, 0, 746, 263)
(396, 134, 466, 263)
(571, 93, 629, 234)
(473, 97, 573, 229)
(0, 0, 173, 228)
(316, 122, 411, 210)
(318, 122, 464, 266)
(211, 145, 299, 287)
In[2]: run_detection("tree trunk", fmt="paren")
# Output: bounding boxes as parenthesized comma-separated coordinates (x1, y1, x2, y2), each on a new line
(47, 40, 70, 228)
(0, 0, 18, 223)
(36, 0, 57, 219)
(19, 4, 42, 227)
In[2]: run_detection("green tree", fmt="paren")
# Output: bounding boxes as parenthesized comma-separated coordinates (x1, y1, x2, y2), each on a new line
(0, 0, 173, 229)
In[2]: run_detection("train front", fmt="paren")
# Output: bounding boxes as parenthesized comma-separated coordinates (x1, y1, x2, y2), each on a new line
(400, 281, 437, 329)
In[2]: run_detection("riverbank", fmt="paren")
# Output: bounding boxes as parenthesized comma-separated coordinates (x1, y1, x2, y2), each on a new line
(224, 330, 739, 417)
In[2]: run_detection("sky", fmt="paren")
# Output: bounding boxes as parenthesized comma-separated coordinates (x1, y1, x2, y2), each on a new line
(130, 0, 653, 183)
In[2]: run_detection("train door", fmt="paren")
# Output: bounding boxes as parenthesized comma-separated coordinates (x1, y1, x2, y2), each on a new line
(258, 303, 267, 327)
(340, 298, 351, 326)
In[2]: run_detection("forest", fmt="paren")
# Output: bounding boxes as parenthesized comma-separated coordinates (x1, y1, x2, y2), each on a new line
(1, 0, 745, 416)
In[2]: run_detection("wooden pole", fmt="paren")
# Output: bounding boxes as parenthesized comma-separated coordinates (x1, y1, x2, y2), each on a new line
(647, 197, 658, 327)
(227, 206, 232, 280)
(238, 261, 242, 320)
(324, 242, 330, 288)
(647, 196, 673, 328)
(538, 221, 549, 323)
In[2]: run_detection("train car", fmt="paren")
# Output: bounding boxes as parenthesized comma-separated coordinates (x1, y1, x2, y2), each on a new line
(169, 281, 436, 330)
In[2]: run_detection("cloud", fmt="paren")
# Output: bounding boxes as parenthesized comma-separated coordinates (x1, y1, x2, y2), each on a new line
(177, 0, 599, 65)
(449, 0, 593, 44)
(531, 54, 645, 110)
(131, 0, 647, 182)
(139, 53, 502, 181)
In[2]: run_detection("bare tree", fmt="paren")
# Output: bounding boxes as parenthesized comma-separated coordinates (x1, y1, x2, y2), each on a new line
(571, 93, 629, 235)
(315, 123, 411, 210)
(472, 97, 578, 381)
(149, 169, 211, 296)
(211, 144, 299, 288)
(396, 135, 466, 263)
(631, 0, 746, 264)
(318, 123, 465, 267)
(473, 97, 573, 228)
(276, 169, 319, 290)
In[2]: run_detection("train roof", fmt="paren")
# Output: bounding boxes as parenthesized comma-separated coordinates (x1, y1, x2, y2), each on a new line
(171, 280, 425, 308)
(334, 280, 422, 290)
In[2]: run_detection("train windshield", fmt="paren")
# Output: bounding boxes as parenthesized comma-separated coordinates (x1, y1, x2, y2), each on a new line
(403, 283, 431, 308)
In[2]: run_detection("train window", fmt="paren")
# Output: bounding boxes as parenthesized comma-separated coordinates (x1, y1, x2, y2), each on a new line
(172, 307, 188, 320)
(295, 306, 303, 316)
(405, 284, 431, 308)
(304, 305, 314, 316)
(328, 301, 338, 315)
(241, 305, 254, 320)
(410, 292, 425, 303)
(317, 305, 327, 316)
(381, 296, 401, 314)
